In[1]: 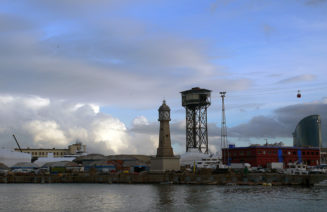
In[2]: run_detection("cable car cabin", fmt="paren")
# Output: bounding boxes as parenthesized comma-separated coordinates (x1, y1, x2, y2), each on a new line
(297, 90, 301, 98)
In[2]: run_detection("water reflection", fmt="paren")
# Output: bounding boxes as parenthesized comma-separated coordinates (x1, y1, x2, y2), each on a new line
(1, 184, 327, 212)
(153, 185, 177, 211)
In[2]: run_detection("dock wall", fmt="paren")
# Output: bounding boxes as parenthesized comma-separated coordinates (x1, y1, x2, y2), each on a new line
(1, 173, 326, 186)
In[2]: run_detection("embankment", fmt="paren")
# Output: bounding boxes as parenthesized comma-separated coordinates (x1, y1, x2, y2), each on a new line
(1, 172, 326, 186)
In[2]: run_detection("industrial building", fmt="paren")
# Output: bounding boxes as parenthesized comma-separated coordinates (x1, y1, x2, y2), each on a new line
(75, 154, 151, 174)
(293, 115, 322, 147)
(222, 145, 320, 168)
(14, 142, 86, 158)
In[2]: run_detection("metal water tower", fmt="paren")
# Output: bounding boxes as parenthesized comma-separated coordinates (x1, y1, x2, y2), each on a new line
(181, 87, 211, 153)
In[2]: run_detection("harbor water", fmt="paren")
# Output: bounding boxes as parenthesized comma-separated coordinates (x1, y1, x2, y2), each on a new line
(1, 184, 327, 212)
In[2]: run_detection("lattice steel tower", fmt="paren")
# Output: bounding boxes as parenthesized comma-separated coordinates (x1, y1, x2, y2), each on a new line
(181, 87, 211, 153)
(220, 91, 228, 149)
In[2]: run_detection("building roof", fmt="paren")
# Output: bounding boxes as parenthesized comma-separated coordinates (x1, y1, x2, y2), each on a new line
(180, 87, 211, 94)
(106, 155, 152, 164)
(0, 162, 9, 170)
(42, 161, 79, 168)
(223, 146, 319, 150)
(74, 154, 107, 162)
(88, 160, 114, 166)
(15, 148, 68, 151)
(11, 162, 39, 168)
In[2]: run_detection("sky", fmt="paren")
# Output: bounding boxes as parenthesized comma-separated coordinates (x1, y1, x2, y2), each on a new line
(0, 0, 327, 155)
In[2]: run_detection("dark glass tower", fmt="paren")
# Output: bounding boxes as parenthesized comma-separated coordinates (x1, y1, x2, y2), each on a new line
(293, 115, 322, 147)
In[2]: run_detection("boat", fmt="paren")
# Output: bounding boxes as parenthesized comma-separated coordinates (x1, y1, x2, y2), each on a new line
(285, 162, 308, 175)
(180, 151, 222, 169)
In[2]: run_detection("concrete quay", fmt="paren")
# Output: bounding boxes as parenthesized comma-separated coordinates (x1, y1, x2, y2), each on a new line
(1, 172, 327, 186)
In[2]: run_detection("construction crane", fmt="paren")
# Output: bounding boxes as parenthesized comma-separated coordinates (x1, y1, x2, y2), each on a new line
(12, 134, 22, 152)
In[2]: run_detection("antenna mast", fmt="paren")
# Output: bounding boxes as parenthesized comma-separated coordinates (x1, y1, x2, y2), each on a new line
(220, 92, 227, 149)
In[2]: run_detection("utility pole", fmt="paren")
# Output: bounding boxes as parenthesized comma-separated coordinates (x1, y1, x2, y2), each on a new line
(220, 92, 227, 149)
(220, 91, 229, 164)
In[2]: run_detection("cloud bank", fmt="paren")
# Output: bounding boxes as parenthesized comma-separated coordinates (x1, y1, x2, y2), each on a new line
(0, 94, 157, 155)
(1, 94, 326, 155)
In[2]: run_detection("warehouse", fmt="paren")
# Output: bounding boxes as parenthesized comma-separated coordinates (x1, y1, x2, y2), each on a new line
(222, 145, 320, 168)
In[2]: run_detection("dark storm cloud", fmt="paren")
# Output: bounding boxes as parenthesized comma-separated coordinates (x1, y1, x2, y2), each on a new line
(228, 100, 327, 145)
(229, 116, 289, 138)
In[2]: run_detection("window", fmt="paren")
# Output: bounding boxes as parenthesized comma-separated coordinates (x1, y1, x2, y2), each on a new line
(293, 151, 296, 155)
(303, 152, 305, 155)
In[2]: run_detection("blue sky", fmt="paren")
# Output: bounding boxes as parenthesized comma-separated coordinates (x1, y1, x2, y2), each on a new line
(0, 0, 326, 154)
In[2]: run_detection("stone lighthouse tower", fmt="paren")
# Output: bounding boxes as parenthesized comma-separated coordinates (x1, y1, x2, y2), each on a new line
(151, 100, 180, 172)
(157, 100, 174, 157)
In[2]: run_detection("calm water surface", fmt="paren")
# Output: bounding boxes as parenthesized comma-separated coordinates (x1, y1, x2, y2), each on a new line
(0, 184, 326, 212)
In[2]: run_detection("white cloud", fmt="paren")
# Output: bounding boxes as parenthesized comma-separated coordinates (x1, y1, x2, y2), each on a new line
(23, 120, 67, 146)
(0, 95, 14, 104)
(0, 94, 157, 155)
(22, 96, 50, 110)
(91, 117, 129, 153)
(132, 116, 150, 126)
